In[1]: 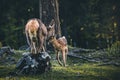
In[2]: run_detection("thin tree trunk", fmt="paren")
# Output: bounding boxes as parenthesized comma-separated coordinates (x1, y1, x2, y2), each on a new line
(53, 0, 61, 37)
(39, 0, 61, 37)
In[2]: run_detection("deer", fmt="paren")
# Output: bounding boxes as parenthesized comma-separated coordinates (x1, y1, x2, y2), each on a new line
(25, 18, 47, 54)
(48, 36, 68, 67)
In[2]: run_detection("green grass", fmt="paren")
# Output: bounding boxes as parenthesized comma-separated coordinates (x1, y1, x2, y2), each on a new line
(0, 50, 120, 80)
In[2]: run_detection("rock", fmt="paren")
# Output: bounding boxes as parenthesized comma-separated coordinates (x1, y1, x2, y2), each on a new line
(15, 52, 51, 75)
(0, 46, 15, 57)
(0, 46, 16, 65)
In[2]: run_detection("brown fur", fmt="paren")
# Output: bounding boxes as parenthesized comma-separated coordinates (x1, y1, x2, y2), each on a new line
(37, 19, 47, 52)
(49, 36, 68, 66)
(47, 19, 55, 39)
(25, 18, 47, 54)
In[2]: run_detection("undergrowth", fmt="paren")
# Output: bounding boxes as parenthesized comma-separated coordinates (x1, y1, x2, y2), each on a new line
(107, 41, 120, 57)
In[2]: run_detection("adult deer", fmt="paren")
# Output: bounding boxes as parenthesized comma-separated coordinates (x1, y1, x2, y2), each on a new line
(25, 18, 47, 54)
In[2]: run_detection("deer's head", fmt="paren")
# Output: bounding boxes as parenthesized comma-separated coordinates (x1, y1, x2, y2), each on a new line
(47, 19, 55, 39)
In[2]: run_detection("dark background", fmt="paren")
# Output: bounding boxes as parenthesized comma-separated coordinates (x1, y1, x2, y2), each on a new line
(0, 0, 120, 49)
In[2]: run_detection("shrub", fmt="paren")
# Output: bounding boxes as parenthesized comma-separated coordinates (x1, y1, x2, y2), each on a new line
(107, 41, 120, 57)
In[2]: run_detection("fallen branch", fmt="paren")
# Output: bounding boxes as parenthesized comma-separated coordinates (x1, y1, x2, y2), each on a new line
(68, 52, 101, 63)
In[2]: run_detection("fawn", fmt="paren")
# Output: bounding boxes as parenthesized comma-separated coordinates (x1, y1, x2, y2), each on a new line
(48, 36, 68, 66)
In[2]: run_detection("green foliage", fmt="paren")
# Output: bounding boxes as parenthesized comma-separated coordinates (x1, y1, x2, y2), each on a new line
(107, 41, 120, 57)
(60, 0, 120, 49)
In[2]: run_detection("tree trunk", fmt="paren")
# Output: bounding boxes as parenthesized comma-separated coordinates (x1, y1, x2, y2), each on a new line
(39, 0, 61, 37)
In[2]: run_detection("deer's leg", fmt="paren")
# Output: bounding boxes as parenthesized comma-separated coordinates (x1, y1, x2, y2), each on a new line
(25, 31, 31, 46)
(30, 39, 34, 53)
(41, 37, 45, 52)
(65, 48, 68, 66)
(62, 50, 66, 67)
(37, 37, 42, 53)
(31, 41, 36, 54)
(38, 35, 45, 53)
(31, 45, 34, 54)
(43, 37, 47, 52)
(35, 37, 39, 54)
(33, 42, 37, 54)
(56, 51, 63, 66)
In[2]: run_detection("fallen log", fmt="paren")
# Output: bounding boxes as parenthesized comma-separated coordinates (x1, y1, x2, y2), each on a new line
(68, 51, 120, 66)
(67, 52, 101, 63)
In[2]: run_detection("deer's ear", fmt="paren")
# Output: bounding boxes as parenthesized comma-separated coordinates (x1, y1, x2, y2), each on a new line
(51, 21, 55, 27)
(49, 25, 53, 28)
(47, 26, 53, 31)
(48, 24, 55, 32)
(49, 19, 55, 28)
(49, 23, 55, 28)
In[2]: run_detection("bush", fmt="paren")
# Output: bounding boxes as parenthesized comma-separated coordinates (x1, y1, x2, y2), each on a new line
(107, 41, 120, 57)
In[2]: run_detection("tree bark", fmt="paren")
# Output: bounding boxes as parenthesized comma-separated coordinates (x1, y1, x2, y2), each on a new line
(39, 0, 61, 37)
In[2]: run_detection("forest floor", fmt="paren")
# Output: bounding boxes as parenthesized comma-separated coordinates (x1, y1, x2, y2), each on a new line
(0, 47, 120, 80)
